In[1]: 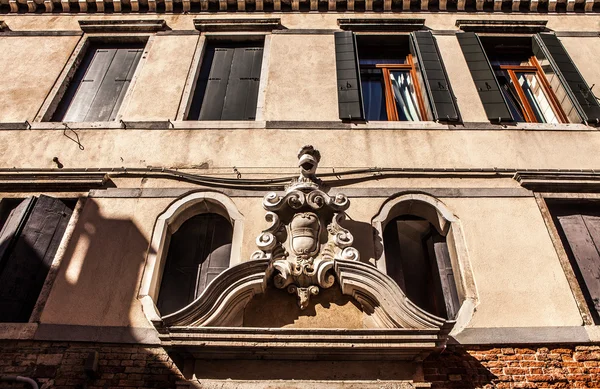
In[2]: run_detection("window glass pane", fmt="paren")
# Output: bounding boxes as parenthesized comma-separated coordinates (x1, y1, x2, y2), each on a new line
(516, 72, 559, 124)
(389, 70, 422, 121)
(538, 57, 580, 123)
(360, 69, 387, 121)
(496, 71, 526, 122)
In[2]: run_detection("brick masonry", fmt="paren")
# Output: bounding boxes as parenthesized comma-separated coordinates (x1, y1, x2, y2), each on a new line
(1, 341, 600, 388)
(0, 341, 184, 389)
(424, 345, 600, 388)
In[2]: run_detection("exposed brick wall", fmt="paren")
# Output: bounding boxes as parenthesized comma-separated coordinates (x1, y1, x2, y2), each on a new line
(0, 341, 184, 389)
(424, 345, 600, 389)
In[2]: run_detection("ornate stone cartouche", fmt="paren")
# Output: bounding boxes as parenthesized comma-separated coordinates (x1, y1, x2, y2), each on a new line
(252, 145, 359, 309)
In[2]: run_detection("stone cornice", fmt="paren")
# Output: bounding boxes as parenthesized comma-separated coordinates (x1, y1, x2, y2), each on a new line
(2, 0, 599, 14)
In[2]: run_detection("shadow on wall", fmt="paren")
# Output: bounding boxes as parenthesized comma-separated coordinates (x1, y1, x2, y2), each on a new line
(41, 198, 154, 329)
(423, 347, 497, 389)
(343, 218, 383, 265)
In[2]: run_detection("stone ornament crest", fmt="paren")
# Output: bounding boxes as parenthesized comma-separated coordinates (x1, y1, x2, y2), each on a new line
(252, 146, 360, 309)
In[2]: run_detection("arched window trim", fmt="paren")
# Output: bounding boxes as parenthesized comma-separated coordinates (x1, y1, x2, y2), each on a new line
(139, 191, 244, 322)
(372, 192, 478, 334)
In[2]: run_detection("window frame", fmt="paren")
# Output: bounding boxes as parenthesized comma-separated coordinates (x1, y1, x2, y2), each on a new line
(35, 34, 152, 123)
(176, 33, 271, 122)
(139, 192, 244, 321)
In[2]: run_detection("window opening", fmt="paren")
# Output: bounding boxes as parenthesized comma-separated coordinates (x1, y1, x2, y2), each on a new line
(187, 40, 264, 121)
(481, 37, 569, 124)
(156, 213, 233, 316)
(383, 215, 459, 319)
(357, 36, 428, 122)
(51, 42, 145, 122)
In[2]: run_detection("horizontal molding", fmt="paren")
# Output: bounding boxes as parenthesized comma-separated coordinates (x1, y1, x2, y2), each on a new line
(0, 30, 82, 36)
(88, 187, 533, 198)
(515, 172, 600, 192)
(455, 19, 548, 33)
(451, 326, 591, 345)
(193, 18, 281, 32)
(33, 324, 161, 344)
(79, 19, 167, 33)
(338, 18, 425, 32)
(272, 29, 337, 35)
(2, 0, 598, 13)
(0, 172, 108, 191)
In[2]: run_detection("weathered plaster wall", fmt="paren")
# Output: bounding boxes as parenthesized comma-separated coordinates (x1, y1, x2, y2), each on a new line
(0, 35, 80, 122)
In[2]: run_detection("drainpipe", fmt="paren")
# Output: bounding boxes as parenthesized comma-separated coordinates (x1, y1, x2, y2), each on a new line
(0, 376, 39, 389)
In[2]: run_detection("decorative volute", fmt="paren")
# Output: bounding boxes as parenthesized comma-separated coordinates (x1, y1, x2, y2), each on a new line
(252, 145, 360, 309)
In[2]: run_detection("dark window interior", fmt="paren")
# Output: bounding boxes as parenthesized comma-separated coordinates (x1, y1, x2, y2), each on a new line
(548, 200, 600, 324)
(52, 42, 146, 122)
(383, 215, 459, 319)
(157, 213, 233, 316)
(0, 196, 75, 322)
(187, 40, 264, 121)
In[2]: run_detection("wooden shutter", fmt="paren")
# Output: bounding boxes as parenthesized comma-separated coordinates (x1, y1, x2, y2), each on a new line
(410, 31, 460, 123)
(428, 233, 460, 319)
(334, 31, 364, 121)
(156, 213, 233, 316)
(0, 197, 35, 269)
(383, 220, 406, 291)
(534, 33, 600, 124)
(457, 32, 513, 123)
(0, 196, 72, 322)
(221, 47, 264, 120)
(198, 47, 235, 120)
(59, 44, 143, 122)
(557, 214, 600, 318)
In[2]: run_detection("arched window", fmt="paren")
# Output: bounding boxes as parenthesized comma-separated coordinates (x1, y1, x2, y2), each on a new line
(139, 192, 244, 321)
(373, 193, 478, 325)
(383, 215, 458, 319)
(157, 213, 233, 316)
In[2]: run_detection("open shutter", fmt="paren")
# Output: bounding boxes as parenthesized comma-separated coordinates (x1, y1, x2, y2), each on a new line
(198, 47, 235, 120)
(221, 46, 264, 120)
(334, 31, 364, 121)
(557, 214, 600, 319)
(457, 32, 513, 123)
(60, 48, 118, 122)
(410, 31, 460, 123)
(0, 196, 72, 322)
(534, 33, 600, 124)
(430, 234, 460, 319)
(197, 215, 232, 295)
(0, 197, 35, 268)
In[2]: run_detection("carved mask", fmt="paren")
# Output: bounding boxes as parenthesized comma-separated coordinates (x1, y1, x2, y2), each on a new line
(289, 212, 320, 257)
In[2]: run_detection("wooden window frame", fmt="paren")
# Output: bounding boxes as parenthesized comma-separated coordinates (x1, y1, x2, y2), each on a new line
(498, 56, 568, 123)
(362, 54, 427, 122)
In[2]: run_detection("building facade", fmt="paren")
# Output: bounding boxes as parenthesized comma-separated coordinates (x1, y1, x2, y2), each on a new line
(1, 3, 600, 388)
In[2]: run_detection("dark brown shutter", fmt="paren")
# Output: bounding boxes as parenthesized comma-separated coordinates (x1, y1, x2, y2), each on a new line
(430, 234, 460, 319)
(410, 31, 460, 123)
(198, 47, 235, 120)
(221, 47, 264, 120)
(383, 220, 406, 291)
(157, 213, 233, 316)
(0, 196, 72, 322)
(0, 197, 35, 268)
(557, 214, 600, 318)
(334, 31, 364, 121)
(457, 32, 513, 123)
(534, 33, 600, 124)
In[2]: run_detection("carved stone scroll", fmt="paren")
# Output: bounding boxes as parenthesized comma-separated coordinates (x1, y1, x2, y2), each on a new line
(253, 145, 360, 309)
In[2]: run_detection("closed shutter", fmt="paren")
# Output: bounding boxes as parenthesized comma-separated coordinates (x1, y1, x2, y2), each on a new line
(334, 31, 364, 121)
(557, 214, 600, 319)
(534, 33, 600, 124)
(0, 196, 72, 322)
(457, 32, 513, 123)
(0, 197, 35, 268)
(430, 233, 460, 319)
(410, 31, 460, 123)
(197, 215, 233, 295)
(221, 47, 264, 120)
(58, 44, 144, 122)
(198, 47, 235, 120)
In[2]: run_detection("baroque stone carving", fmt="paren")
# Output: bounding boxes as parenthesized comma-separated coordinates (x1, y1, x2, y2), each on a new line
(252, 145, 360, 309)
